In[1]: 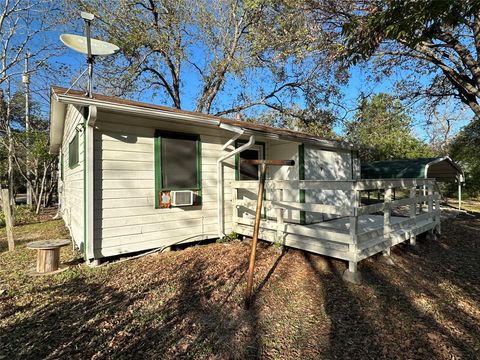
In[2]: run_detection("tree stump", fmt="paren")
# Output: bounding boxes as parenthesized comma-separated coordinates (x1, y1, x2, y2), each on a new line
(26, 239, 71, 275)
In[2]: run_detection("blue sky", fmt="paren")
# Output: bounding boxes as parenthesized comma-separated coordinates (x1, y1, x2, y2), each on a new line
(23, 16, 472, 143)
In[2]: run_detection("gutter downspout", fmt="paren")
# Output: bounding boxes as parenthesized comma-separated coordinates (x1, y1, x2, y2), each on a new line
(84, 105, 97, 261)
(216, 129, 255, 238)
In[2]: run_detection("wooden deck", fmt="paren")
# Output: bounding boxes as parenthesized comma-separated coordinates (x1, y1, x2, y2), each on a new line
(232, 178, 441, 271)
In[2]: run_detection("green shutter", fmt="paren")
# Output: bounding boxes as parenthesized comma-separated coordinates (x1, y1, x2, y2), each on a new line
(69, 132, 79, 168)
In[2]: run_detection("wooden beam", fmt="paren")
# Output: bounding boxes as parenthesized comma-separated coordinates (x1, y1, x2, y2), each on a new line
(241, 159, 295, 166)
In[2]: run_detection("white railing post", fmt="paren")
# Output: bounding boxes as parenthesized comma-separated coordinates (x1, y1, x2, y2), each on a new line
(344, 183, 362, 284)
(409, 187, 416, 218)
(409, 186, 417, 245)
(383, 187, 392, 255)
(427, 183, 434, 215)
(275, 188, 284, 244)
(349, 186, 359, 245)
(434, 190, 441, 235)
(426, 182, 436, 240)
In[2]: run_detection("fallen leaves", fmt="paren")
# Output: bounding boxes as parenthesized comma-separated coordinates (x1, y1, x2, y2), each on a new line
(0, 213, 480, 359)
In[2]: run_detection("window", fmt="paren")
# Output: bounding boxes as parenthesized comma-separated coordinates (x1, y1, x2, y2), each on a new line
(239, 148, 261, 180)
(68, 132, 79, 168)
(154, 131, 201, 207)
(235, 142, 265, 180)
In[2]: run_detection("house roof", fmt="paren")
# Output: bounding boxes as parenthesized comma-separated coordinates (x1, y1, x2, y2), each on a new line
(361, 157, 464, 182)
(49, 86, 354, 154)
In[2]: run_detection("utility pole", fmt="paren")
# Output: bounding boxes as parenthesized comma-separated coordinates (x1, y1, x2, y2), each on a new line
(23, 52, 32, 207)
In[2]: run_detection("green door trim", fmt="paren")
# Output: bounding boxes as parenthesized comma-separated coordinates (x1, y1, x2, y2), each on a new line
(235, 140, 267, 219)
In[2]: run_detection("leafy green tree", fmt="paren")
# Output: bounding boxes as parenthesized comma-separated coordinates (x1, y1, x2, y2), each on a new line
(0, 0, 65, 210)
(346, 93, 435, 162)
(0, 91, 57, 213)
(335, 0, 480, 118)
(450, 117, 480, 197)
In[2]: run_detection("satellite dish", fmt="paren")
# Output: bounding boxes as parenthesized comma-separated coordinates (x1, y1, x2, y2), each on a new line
(60, 34, 119, 57)
(60, 12, 120, 98)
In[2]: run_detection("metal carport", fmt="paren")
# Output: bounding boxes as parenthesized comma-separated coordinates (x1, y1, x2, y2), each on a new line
(361, 157, 465, 209)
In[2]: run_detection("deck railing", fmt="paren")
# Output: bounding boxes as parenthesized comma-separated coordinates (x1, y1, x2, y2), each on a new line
(232, 178, 441, 261)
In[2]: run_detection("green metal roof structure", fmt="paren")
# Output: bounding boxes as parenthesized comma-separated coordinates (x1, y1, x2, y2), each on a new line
(361, 157, 464, 182)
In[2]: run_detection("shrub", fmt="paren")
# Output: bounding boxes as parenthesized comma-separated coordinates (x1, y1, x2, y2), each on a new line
(0, 205, 37, 227)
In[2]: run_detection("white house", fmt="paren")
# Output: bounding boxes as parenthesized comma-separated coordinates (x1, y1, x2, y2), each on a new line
(49, 86, 360, 264)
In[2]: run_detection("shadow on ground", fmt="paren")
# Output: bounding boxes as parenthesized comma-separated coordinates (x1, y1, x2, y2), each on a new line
(1, 216, 479, 359)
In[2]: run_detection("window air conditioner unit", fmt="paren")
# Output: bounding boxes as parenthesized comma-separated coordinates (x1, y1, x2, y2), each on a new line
(171, 190, 194, 206)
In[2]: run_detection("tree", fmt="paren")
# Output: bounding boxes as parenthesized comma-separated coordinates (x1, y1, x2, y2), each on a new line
(250, 106, 338, 138)
(424, 100, 467, 155)
(67, 0, 347, 123)
(450, 116, 480, 197)
(0, 0, 64, 208)
(345, 93, 435, 162)
(335, 0, 480, 118)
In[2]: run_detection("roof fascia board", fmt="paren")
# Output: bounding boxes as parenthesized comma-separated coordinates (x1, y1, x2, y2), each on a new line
(53, 91, 354, 150)
(49, 95, 67, 154)
(240, 128, 353, 151)
(426, 156, 464, 177)
(54, 93, 221, 127)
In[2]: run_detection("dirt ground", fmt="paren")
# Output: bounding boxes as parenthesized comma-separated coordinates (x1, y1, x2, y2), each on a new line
(0, 212, 479, 359)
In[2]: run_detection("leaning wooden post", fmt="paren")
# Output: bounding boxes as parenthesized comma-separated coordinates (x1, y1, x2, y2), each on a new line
(1, 185, 14, 251)
(244, 162, 267, 308)
(409, 186, 417, 245)
(243, 159, 294, 308)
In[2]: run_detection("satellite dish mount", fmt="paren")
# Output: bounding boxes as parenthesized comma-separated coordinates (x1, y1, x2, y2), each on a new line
(60, 11, 119, 98)
(81, 11, 95, 98)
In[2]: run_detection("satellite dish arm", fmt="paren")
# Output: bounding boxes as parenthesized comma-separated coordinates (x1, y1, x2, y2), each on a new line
(84, 15, 94, 98)
(86, 20, 93, 61)
(81, 11, 95, 60)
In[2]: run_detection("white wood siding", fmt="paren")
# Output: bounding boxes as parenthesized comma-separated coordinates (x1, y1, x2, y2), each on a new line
(93, 111, 239, 258)
(60, 105, 85, 250)
(268, 141, 300, 222)
(304, 146, 353, 223)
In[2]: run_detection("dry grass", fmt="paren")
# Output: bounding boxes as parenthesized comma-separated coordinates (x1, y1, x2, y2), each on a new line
(0, 213, 479, 359)
(444, 197, 480, 214)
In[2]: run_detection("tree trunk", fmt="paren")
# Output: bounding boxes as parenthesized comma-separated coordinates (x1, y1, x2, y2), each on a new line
(36, 162, 48, 215)
(4, 87, 16, 225)
(1, 188, 14, 251)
